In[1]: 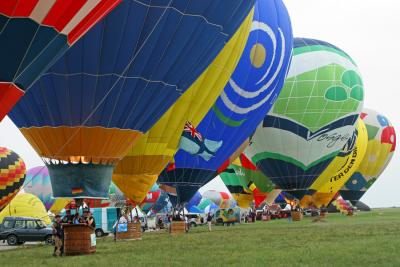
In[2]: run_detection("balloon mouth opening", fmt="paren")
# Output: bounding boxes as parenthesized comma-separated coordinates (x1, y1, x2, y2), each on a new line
(47, 162, 114, 199)
(42, 157, 118, 165)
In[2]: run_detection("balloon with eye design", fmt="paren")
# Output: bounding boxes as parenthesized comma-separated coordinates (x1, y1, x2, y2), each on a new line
(159, 0, 293, 205)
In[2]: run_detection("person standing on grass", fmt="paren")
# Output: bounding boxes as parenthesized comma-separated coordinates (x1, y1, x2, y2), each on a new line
(52, 215, 63, 257)
(207, 212, 213, 232)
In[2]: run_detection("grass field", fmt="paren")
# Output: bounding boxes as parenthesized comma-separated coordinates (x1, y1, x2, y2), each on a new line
(1, 208, 400, 267)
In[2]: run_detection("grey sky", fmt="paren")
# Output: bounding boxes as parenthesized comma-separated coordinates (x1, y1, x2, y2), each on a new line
(0, 0, 398, 208)
(204, 0, 400, 208)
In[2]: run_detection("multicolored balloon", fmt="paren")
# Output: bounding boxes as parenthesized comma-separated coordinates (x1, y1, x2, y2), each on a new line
(24, 166, 70, 213)
(245, 38, 364, 200)
(159, 0, 293, 204)
(139, 184, 161, 213)
(0, 147, 26, 211)
(201, 190, 234, 209)
(0, 0, 121, 121)
(340, 109, 396, 201)
(221, 154, 278, 208)
(8, 0, 255, 199)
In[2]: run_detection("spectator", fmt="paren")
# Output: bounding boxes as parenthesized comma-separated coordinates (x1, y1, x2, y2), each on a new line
(207, 212, 213, 232)
(52, 215, 63, 257)
(62, 209, 72, 224)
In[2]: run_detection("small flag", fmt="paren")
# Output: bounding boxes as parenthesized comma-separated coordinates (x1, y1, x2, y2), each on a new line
(72, 187, 84, 195)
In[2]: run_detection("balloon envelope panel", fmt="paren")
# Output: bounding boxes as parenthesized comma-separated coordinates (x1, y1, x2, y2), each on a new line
(245, 38, 364, 199)
(9, 0, 255, 199)
(340, 109, 396, 201)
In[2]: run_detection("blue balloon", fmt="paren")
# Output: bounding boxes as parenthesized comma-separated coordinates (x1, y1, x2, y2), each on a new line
(159, 0, 293, 204)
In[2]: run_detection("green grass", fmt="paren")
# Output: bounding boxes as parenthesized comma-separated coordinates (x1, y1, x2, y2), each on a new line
(2, 208, 400, 267)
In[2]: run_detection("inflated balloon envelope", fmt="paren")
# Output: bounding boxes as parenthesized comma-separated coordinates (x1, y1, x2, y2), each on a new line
(0, 0, 121, 121)
(0, 147, 26, 211)
(245, 38, 365, 200)
(113, 3, 256, 204)
(158, 0, 294, 204)
(9, 0, 255, 199)
(300, 119, 368, 208)
(340, 109, 396, 201)
(24, 166, 71, 213)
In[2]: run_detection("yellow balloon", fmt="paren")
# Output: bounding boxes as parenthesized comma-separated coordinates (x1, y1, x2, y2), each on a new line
(113, 9, 255, 204)
(300, 119, 368, 208)
(49, 199, 71, 215)
(0, 193, 51, 225)
(232, 191, 254, 209)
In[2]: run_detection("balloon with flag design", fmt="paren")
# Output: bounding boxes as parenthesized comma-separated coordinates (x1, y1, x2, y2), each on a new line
(245, 38, 364, 200)
(8, 0, 256, 199)
(340, 109, 396, 201)
(0, 0, 121, 121)
(159, 0, 293, 205)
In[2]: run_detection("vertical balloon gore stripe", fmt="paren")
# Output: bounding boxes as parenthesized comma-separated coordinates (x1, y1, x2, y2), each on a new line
(0, 83, 24, 121)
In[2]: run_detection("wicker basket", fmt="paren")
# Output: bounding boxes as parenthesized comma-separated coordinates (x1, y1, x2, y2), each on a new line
(170, 221, 186, 234)
(63, 224, 96, 256)
(115, 222, 142, 241)
(291, 211, 303, 221)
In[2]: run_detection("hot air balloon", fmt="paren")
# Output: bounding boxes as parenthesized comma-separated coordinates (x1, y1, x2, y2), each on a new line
(150, 191, 172, 215)
(8, 0, 256, 199)
(340, 109, 396, 201)
(24, 166, 70, 213)
(299, 119, 368, 207)
(0, 0, 121, 121)
(0, 147, 26, 211)
(0, 193, 51, 225)
(83, 182, 126, 208)
(201, 190, 233, 209)
(159, 0, 293, 205)
(139, 184, 161, 213)
(220, 154, 279, 208)
(112, 4, 255, 204)
(245, 38, 365, 200)
(186, 191, 203, 210)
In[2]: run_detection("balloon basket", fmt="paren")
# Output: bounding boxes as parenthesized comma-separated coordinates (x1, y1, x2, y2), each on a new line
(170, 221, 187, 234)
(115, 222, 142, 241)
(291, 211, 303, 221)
(63, 224, 96, 256)
(262, 215, 271, 221)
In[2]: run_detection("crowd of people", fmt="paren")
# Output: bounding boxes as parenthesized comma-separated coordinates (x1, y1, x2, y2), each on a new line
(51, 208, 96, 257)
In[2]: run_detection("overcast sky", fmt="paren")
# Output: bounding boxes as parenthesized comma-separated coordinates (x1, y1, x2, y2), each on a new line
(203, 0, 400, 208)
(0, 0, 398, 208)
